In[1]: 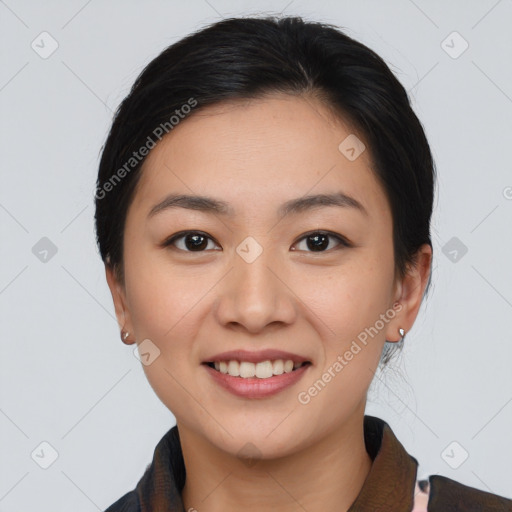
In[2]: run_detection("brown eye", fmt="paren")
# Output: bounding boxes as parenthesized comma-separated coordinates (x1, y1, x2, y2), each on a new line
(292, 231, 350, 252)
(164, 231, 220, 252)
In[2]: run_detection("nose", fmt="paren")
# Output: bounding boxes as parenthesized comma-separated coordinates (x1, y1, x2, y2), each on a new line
(213, 247, 297, 334)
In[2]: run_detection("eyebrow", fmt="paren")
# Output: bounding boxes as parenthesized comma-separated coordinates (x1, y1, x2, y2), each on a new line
(147, 191, 368, 219)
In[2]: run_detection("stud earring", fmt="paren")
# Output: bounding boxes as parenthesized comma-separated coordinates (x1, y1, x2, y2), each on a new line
(121, 330, 130, 342)
(386, 327, 405, 344)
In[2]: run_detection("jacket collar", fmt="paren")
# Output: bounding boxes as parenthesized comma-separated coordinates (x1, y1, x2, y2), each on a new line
(136, 415, 419, 512)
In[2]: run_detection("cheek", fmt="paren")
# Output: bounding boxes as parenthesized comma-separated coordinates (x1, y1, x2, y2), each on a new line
(124, 250, 220, 377)
(125, 246, 210, 342)
(296, 256, 394, 344)
(292, 254, 393, 401)
(294, 268, 389, 426)
(124, 260, 211, 419)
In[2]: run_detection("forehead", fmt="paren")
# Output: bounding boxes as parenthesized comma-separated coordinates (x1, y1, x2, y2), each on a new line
(130, 94, 391, 223)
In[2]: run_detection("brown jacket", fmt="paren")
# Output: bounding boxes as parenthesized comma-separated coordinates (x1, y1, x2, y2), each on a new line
(104, 415, 512, 511)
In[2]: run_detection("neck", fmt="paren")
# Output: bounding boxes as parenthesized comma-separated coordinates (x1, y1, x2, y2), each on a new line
(179, 410, 372, 512)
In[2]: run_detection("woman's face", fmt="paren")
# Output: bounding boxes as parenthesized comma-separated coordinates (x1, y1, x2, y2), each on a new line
(108, 94, 427, 459)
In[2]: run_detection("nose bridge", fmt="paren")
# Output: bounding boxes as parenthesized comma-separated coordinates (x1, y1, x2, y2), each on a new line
(215, 240, 296, 332)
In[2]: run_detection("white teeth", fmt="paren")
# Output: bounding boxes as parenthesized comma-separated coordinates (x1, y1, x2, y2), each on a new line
(272, 359, 284, 375)
(239, 362, 256, 378)
(211, 359, 307, 379)
(228, 360, 240, 377)
(255, 360, 273, 379)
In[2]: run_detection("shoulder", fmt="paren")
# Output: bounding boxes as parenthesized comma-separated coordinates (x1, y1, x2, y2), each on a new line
(103, 490, 140, 512)
(426, 474, 512, 511)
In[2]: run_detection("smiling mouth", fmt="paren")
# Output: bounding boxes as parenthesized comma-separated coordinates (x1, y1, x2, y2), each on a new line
(204, 359, 312, 379)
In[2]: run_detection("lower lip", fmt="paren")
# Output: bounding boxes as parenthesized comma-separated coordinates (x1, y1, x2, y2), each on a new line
(203, 363, 311, 399)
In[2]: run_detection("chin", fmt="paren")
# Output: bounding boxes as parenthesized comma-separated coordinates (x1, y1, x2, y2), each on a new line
(194, 411, 320, 461)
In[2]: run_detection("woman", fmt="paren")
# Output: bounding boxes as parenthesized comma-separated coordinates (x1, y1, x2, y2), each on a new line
(96, 15, 512, 511)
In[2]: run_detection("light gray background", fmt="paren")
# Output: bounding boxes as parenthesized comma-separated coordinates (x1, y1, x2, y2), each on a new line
(1, 0, 511, 510)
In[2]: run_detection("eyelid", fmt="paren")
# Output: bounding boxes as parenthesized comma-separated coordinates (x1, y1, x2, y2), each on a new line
(163, 229, 351, 253)
(291, 230, 351, 251)
(162, 230, 221, 251)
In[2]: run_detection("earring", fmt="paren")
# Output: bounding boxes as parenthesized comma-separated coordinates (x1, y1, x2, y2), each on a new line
(386, 327, 405, 343)
(121, 330, 130, 342)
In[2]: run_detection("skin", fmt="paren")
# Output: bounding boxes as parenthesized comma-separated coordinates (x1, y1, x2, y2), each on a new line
(412, 481, 430, 511)
(106, 93, 432, 512)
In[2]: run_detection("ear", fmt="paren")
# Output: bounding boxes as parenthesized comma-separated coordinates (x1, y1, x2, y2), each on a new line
(385, 243, 432, 342)
(105, 263, 136, 345)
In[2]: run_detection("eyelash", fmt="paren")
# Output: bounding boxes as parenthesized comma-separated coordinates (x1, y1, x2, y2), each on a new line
(162, 230, 351, 253)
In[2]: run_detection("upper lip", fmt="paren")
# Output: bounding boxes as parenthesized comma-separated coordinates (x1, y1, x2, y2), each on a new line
(202, 349, 311, 364)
